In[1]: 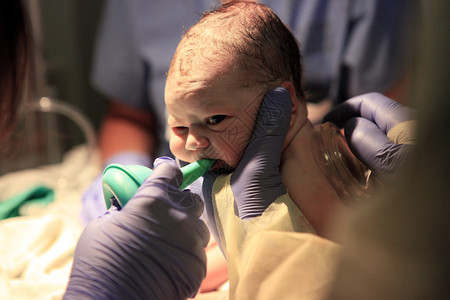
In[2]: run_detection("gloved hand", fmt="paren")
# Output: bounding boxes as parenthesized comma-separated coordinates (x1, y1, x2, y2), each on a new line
(65, 157, 210, 300)
(81, 152, 152, 225)
(203, 87, 292, 222)
(323, 92, 416, 181)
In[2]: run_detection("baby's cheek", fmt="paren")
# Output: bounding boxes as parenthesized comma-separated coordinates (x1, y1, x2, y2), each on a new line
(219, 130, 251, 168)
(169, 136, 189, 162)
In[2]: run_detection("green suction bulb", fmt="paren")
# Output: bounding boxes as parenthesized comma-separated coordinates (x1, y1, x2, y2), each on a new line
(102, 158, 215, 209)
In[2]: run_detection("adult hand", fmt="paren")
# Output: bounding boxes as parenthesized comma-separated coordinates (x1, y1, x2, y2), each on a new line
(203, 87, 292, 221)
(65, 157, 210, 300)
(323, 92, 416, 181)
(80, 152, 152, 225)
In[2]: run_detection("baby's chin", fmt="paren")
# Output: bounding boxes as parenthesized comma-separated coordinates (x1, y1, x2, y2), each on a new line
(211, 159, 235, 172)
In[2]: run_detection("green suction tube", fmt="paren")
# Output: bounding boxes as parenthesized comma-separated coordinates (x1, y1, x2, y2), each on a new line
(102, 158, 215, 209)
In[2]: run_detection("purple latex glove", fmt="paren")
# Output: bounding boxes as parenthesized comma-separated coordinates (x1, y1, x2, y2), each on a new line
(81, 152, 152, 225)
(323, 92, 415, 180)
(203, 87, 292, 223)
(65, 157, 209, 300)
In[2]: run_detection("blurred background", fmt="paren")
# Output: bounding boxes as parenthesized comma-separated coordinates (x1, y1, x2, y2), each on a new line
(0, 1, 107, 175)
(31, 0, 107, 129)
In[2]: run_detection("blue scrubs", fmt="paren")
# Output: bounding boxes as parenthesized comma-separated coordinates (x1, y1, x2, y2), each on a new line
(267, 0, 418, 103)
(91, 0, 418, 149)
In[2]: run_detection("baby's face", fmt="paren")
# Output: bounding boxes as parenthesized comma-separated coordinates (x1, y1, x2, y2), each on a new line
(165, 65, 264, 170)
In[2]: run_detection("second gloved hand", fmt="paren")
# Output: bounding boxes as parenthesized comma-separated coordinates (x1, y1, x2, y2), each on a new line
(65, 157, 210, 300)
(323, 92, 416, 181)
(203, 87, 292, 220)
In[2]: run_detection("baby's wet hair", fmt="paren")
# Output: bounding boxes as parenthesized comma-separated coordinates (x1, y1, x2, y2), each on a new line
(171, 1, 305, 101)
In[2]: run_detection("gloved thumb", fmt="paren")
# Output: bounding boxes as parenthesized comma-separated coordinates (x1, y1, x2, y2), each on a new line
(358, 93, 415, 134)
(345, 117, 411, 179)
(148, 156, 183, 187)
(237, 87, 292, 175)
(230, 87, 292, 219)
(247, 87, 292, 146)
(137, 157, 204, 217)
(323, 92, 415, 133)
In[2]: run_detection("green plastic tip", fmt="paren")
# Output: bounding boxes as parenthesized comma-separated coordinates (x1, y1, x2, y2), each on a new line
(179, 158, 216, 190)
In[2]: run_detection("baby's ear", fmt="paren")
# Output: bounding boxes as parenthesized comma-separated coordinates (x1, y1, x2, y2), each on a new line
(280, 81, 304, 127)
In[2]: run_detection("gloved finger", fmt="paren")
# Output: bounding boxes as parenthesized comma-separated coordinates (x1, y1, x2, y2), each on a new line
(201, 171, 222, 243)
(230, 87, 291, 219)
(237, 87, 291, 180)
(126, 166, 210, 246)
(322, 94, 369, 127)
(174, 190, 206, 218)
(344, 117, 407, 177)
(201, 171, 218, 209)
(127, 158, 184, 211)
(344, 117, 392, 168)
(152, 157, 206, 216)
(122, 158, 204, 221)
(127, 184, 210, 247)
(324, 93, 414, 133)
(249, 87, 292, 141)
(149, 156, 183, 188)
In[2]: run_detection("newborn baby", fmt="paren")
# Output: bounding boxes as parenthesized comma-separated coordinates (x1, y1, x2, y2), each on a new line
(165, 1, 368, 237)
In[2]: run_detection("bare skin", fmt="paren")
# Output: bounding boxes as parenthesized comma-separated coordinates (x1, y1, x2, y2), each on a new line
(280, 82, 344, 237)
(99, 100, 155, 162)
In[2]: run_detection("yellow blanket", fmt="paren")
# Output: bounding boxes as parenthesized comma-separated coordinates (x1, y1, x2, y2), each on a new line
(211, 174, 341, 300)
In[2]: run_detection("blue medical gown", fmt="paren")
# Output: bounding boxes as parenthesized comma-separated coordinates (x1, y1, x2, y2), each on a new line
(91, 0, 418, 151)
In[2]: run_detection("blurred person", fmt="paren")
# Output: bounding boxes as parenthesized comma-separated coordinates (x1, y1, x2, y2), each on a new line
(326, 0, 450, 298)
(0, 0, 32, 145)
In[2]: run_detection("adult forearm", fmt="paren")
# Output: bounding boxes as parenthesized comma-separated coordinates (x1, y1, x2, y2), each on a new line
(99, 100, 156, 162)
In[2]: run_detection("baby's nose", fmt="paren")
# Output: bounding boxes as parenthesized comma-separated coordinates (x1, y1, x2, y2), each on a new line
(186, 132, 209, 151)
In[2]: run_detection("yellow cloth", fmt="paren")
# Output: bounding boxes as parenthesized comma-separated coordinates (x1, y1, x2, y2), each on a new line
(387, 120, 416, 145)
(211, 174, 341, 299)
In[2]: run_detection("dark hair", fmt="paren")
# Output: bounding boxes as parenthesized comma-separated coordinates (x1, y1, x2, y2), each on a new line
(172, 0, 304, 100)
(0, 0, 33, 143)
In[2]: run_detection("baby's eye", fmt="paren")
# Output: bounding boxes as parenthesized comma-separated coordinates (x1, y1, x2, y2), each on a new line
(172, 126, 188, 135)
(206, 115, 227, 125)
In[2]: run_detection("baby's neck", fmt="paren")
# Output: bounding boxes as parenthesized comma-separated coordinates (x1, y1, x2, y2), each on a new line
(281, 120, 344, 238)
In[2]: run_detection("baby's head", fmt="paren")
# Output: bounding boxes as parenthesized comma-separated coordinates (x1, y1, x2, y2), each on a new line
(165, 1, 305, 169)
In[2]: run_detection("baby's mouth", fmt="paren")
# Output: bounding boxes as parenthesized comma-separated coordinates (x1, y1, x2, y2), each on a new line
(210, 159, 234, 172)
